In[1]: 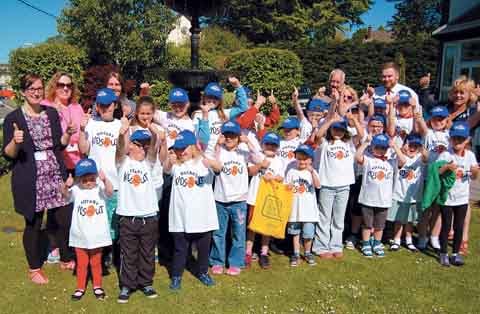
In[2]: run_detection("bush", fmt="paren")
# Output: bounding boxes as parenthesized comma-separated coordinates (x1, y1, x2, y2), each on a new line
(0, 129, 11, 176)
(9, 42, 87, 92)
(225, 48, 303, 113)
(150, 79, 173, 111)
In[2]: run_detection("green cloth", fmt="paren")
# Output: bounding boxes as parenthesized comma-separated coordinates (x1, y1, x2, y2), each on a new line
(422, 160, 456, 209)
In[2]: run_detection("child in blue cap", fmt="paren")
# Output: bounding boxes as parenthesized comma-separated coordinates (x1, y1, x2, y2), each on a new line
(115, 124, 160, 303)
(292, 88, 329, 143)
(61, 158, 113, 301)
(437, 122, 479, 266)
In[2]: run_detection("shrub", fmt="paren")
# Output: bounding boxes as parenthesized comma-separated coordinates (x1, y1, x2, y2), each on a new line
(150, 79, 173, 111)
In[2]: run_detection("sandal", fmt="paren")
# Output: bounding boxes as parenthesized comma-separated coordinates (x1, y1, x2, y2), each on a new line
(361, 245, 373, 258)
(459, 241, 469, 256)
(71, 289, 85, 301)
(390, 243, 400, 251)
(406, 243, 418, 252)
(93, 287, 106, 300)
(28, 269, 48, 285)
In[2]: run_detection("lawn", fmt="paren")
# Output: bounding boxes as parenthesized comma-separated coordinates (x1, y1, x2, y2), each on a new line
(0, 173, 478, 314)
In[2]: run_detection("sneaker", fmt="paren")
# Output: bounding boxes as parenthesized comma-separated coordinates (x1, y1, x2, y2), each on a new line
(226, 267, 241, 276)
(211, 265, 224, 275)
(416, 237, 428, 250)
(439, 253, 450, 267)
(344, 236, 357, 250)
(169, 276, 182, 291)
(197, 273, 215, 287)
(373, 241, 385, 257)
(430, 237, 441, 250)
(117, 287, 131, 304)
(47, 248, 60, 264)
(304, 253, 317, 266)
(245, 254, 252, 268)
(259, 254, 271, 269)
(289, 255, 299, 267)
(450, 254, 465, 267)
(361, 242, 373, 258)
(141, 286, 158, 298)
(406, 243, 418, 252)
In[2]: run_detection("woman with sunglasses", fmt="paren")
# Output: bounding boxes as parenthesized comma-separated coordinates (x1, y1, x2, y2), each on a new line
(2, 74, 76, 284)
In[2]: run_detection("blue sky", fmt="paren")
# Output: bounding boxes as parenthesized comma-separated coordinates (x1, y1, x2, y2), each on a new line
(1, 0, 396, 63)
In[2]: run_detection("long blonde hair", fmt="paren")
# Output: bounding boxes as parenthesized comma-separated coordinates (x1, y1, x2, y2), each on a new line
(448, 77, 478, 106)
(45, 72, 80, 104)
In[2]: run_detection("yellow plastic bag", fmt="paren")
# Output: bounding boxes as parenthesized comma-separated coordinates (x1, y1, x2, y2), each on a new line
(248, 178, 293, 239)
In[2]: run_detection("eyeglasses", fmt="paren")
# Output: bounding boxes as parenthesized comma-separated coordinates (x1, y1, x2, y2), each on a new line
(26, 87, 44, 94)
(57, 82, 73, 89)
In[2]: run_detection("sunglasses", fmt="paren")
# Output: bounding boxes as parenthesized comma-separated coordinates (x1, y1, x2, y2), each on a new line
(344, 96, 353, 100)
(57, 82, 73, 89)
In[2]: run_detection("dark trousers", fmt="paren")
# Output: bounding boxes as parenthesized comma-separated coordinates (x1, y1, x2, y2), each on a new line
(119, 215, 158, 290)
(171, 232, 212, 277)
(440, 204, 468, 254)
(23, 204, 73, 269)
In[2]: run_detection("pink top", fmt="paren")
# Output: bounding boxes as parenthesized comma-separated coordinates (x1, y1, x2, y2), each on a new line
(41, 100, 84, 169)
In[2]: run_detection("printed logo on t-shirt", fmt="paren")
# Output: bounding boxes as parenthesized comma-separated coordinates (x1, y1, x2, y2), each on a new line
(92, 131, 117, 148)
(222, 161, 244, 176)
(175, 170, 207, 188)
(76, 199, 105, 217)
(291, 178, 314, 194)
(455, 167, 470, 181)
(167, 124, 181, 140)
(326, 146, 350, 160)
(278, 145, 297, 160)
(210, 120, 222, 136)
(399, 168, 417, 181)
(367, 165, 392, 181)
(123, 168, 149, 187)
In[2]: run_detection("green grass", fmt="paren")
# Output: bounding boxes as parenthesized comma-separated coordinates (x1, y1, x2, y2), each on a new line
(0, 173, 479, 314)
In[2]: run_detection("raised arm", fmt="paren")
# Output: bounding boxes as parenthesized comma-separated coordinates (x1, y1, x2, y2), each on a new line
(78, 109, 92, 155)
(98, 170, 113, 198)
(146, 123, 158, 163)
(386, 98, 396, 138)
(355, 135, 371, 165)
(390, 139, 407, 168)
(292, 87, 306, 121)
(115, 114, 130, 165)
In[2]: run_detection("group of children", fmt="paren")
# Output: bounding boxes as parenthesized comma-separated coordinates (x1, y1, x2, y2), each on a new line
(62, 77, 478, 303)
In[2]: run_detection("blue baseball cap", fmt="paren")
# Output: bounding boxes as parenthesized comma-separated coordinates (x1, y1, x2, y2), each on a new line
(280, 117, 300, 129)
(430, 106, 449, 118)
(331, 119, 348, 130)
(307, 98, 329, 112)
(406, 133, 423, 146)
(261, 132, 280, 146)
(168, 88, 189, 104)
(294, 144, 314, 159)
(75, 158, 98, 177)
(369, 114, 386, 125)
(170, 130, 197, 150)
(372, 134, 390, 148)
(450, 121, 469, 138)
(398, 90, 412, 105)
(373, 98, 387, 109)
(96, 88, 118, 106)
(221, 120, 241, 135)
(130, 129, 151, 143)
(204, 82, 223, 99)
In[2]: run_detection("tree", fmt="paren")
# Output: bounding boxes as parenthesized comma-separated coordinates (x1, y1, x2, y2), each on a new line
(351, 28, 368, 44)
(58, 0, 175, 80)
(387, 0, 441, 38)
(207, 0, 373, 44)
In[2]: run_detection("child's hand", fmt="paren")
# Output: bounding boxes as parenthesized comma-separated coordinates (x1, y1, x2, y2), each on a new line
(217, 134, 226, 146)
(414, 110, 423, 120)
(365, 134, 373, 144)
(199, 101, 210, 114)
(80, 109, 91, 132)
(255, 92, 266, 107)
(168, 150, 177, 164)
(228, 76, 241, 88)
(292, 87, 299, 103)
(263, 173, 274, 182)
(274, 175, 283, 182)
(119, 113, 130, 135)
(239, 134, 249, 143)
(98, 170, 107, 183)
(366, 84, 375, 97)
(267, 90, 277, 105)
(65, 173, 74, 188)
(12, 123, 24, 144)
(316, 86, 326, 97)
(158, 129, 166, 142)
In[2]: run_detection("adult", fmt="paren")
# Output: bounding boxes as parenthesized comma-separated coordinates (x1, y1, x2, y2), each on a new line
(315, 69, 346, 105)
(2, 74, 76, 284)
(42, 72, 83, 172)
(93, 71, 136, 120)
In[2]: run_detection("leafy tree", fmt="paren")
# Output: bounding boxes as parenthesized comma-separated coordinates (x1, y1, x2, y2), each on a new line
(387, 0, 441, 38)
(208, 0, 373, 44)
(58, 0, 175, 80)
(9, 42, 87, 91)
(351, 28, 368, 44)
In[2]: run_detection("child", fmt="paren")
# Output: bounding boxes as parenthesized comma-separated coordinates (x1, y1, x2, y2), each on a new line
(286, 145, 321, 266)
(355, 134, 405, 257)
(278, 117, 302, 174)
(245, 132, 284, 269)
(210, 121, 262, 276)
(313, 116, 357, 259)
(387, 90, 415, 140)
(62, 158, 113, 301)
(115, 126, 159, 303)
(163, 130, 222, 290)
(388, 134, 427, 251)
(415, 105, 450, 250)
(292, 88, 329, 144)
(437, 122, 479, 266)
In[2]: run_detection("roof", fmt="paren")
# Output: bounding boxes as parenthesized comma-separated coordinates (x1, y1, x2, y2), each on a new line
(363, 30, 393, 43)
(433, 3, 480, 39)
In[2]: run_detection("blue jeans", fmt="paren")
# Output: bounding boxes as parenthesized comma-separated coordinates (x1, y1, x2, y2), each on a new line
(210, 201, 247, 268)
(313, 186, 350, 253)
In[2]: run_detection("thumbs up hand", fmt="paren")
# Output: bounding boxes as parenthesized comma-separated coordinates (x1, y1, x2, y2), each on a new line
(13, 123, 24, 144)
(80, 109, 92, 132)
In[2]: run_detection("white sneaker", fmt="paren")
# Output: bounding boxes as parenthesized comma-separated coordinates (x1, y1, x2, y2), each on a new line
(345, 236, 357, 250)
(430, 237, 441, 250)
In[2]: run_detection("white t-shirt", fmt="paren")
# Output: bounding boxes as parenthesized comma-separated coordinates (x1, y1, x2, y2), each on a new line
(286, 168, 319, 222)
(192, 110, 227, 158)
(425, 129, 450, 162)
(392, 153, 424, 203)
(438, 149, 478, 206)
(395, 116, 414, 135)
(69, 182, 112, 249)
(277, 137, 302, 175)
(154, 110, 194, 149)
(169, 158, 218, 233)
(85, 119, 122, 189)
(214, 145, 251, 203)
(117, 157, 159, 216)
(317, 139, 355, 187)
(247, 155, 284, 205)
(358, 154, 397, 208)
(299, 118, 313, 143)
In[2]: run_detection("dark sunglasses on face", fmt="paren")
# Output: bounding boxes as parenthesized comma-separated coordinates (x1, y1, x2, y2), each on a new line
(57, 82, 73, 89)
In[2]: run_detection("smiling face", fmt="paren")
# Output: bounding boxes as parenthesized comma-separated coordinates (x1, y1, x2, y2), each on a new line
(136, 104, 154, 127)
(382, 68, 399, 90)
(96, 103, 115, 121)
(450, 136, 469, 153)
(79, 173, 98, 189)
(368, 120, 384, 136)
(404, 142, 421, 157)
(22, 79, 44, 106)
(170, 102, 189, 118)
(282, 128, 299, 140)
(295, 152, 311, 170)
(306, 111, 325, 126)
(224, 133, 240, 150)
(203, 96, 220, 110)
(430, 116, 447, 131)
(55, 75, 73, 105)
(372, 145, 388, 158)
(453, 89, 469, 108)
(107, 76, 122, 97)
(329, 73, 343, 92)
(128, 140, 149, 161)
(331, 127, 346, 140)
(174, 145, 194, 162)
(397, 103, 412, 117)
(262, 143, 279, 157)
